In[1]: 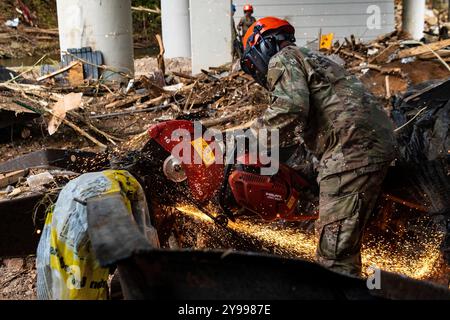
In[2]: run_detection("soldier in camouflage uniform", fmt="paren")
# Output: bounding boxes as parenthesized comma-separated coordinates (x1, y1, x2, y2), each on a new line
(241, 17, 397, 276)
(238, 4, 257, 38)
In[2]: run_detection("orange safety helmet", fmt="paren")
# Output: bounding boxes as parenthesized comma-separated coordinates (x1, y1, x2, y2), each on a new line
(243, 17, 295, 50)
(243, 4, 253, 13)
(240, 17, 295, 87)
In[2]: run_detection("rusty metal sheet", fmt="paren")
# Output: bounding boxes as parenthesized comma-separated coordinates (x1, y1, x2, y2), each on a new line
(0, 192, 47, 257)
(114, 249, 450, 300)
(0, 108, 39, 129)
(0, 149, 109, 174)
(116, 250, 373, 300)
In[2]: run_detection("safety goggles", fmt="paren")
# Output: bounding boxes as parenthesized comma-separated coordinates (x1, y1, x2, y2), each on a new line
(241, 35, 279, 88)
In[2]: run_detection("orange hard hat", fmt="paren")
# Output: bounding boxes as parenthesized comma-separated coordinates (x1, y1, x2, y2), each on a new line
(240, 17, 296, 87)
(243, 4, 253, 13)
(243, 16, 295, 50)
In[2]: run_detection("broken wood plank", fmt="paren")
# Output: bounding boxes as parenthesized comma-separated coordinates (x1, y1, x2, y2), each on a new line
(155, 34, 165, 76)
(201, 114, 237, 127)
(349, 64, 382, 72)
(131, 6, 161, 14)
(105, 93, 149, 109)
(385, 76, 391, 99)
(37, 61, 81, 82)
(172, 71, 197, 81)
(90, 104, 171, 120)
(340, 49, 366, 61)
(201, 69, 220, 82)
(238, 73, 254, 81)
(224, 119, 255, 132)
(22, 27, 59, 36)
(369, 44, 399, 64)
(68, 62, 84, 86)
(184, 80, 199, 111)
(418, 49, 450, 60)
(212, 96, 226, 109)
(0, 169, 28, 188)
(201, 106, 254, 127)
(397, 39, 450, 59)
(136, 95, 169, 109)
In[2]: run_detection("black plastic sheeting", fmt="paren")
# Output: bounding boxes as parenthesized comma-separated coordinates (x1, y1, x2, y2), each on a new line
(0, 66, 17, 82)
(390, 78, 450, 262)
(62, 47, 103, 80)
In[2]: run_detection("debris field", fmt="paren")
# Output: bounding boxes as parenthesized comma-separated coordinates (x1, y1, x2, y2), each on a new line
(1, 26, 450, 299)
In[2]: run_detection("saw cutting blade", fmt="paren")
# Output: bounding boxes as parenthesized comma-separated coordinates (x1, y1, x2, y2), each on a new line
(163, 155, 187, 183)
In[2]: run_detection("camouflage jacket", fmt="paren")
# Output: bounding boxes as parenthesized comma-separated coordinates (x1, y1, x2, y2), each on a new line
(238, 16, 256, 37)
(253, 44, 397, 178)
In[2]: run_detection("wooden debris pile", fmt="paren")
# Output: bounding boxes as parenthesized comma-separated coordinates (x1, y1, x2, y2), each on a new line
(327, 31, 450, 99)
(0, 25, 59, 59)
(330, 31, 450, 72)
(0, 59, 268, 154)
(2, 29, 450, 156)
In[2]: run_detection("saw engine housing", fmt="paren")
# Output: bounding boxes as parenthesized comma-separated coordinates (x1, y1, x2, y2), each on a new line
(223, 159, 318, 221)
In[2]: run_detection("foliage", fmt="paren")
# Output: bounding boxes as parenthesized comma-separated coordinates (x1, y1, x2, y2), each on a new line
(4, 0, 162, 41)
(132, 0, 162, 45)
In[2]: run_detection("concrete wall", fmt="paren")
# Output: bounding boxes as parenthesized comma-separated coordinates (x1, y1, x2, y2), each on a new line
(161, 0, 192, 58)
(233, 0, 395, 45)
(190, 0, 233, 74)
(56, 0, 134, 81)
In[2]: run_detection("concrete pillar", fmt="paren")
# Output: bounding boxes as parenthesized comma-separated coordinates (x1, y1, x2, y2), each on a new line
(448, 0, 450, 22)
(402, 0, 426, 40)
(56, 0, 134, 82)
(161, 0, 191, 58)
(190, 0, 232, 74)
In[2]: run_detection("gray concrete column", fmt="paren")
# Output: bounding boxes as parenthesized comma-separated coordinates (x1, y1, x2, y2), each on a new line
(161, 0, 191, 58)
(402, 0, 426, 40)
(56, 0, 134, 82)
(190, 0, 232, 74)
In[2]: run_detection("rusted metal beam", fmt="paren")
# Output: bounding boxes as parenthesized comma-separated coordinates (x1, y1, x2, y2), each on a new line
(0, 149, 109, 174)
(114, 249, 450, 300)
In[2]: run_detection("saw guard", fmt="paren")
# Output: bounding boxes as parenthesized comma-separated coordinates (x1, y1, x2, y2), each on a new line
(148, 120, 224, 203)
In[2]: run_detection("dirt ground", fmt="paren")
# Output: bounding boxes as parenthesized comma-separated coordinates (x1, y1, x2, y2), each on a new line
(0, 257, 36, 300)
(361, 59, 450, 98)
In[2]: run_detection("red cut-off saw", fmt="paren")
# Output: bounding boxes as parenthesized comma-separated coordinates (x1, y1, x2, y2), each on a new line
(144, 120, 318, 227)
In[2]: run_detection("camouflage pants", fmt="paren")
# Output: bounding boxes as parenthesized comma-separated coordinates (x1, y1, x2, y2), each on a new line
(315, 164, 389, 277)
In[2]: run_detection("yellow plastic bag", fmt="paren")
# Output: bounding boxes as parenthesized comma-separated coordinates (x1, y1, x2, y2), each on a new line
(37, 170, 157, 300)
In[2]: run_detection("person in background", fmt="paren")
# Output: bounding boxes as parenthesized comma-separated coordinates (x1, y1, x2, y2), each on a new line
(237, 4, 256, 39)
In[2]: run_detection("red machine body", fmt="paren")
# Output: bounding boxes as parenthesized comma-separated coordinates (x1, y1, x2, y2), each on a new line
(228, 156, 317, 221)
(147, 120, 318, 222)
